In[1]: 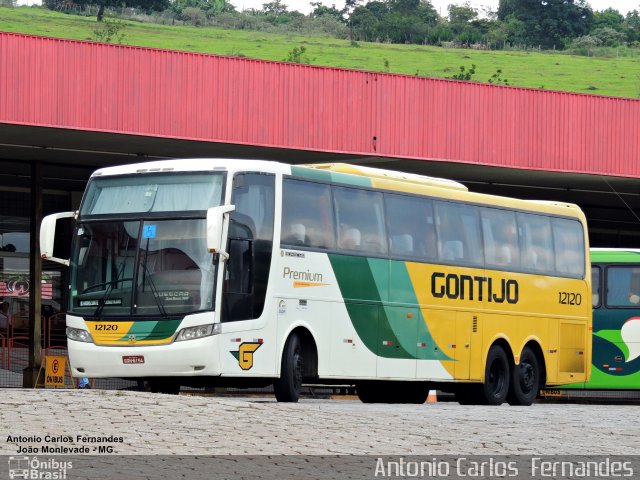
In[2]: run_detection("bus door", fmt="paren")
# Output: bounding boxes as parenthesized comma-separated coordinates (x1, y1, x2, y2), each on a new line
(220, 173, 276, 375)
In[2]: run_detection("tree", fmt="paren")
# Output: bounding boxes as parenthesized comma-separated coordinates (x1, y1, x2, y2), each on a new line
(497, 0, 593, 49)
(361, 1, 388, 20)
(262, 0, 288, 15)
(590, 26, 626, 47)
(309, 2, 343, 20)
(351, 5, 379, 40)
(343, 0, 360, 39)
(416, 0, 438, 26)
(54, 0, 170, 22)
(591, 8, 624, 32)
(388, 0, 419, 16)
(624, 10, 640, 43)
(448, 2, 477, 24)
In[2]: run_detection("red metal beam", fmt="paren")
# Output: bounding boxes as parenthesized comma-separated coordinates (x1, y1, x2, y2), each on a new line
(1, 32, 639, 177)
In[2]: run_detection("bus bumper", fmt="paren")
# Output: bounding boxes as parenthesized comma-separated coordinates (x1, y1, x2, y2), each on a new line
(67, 336, 221, 378)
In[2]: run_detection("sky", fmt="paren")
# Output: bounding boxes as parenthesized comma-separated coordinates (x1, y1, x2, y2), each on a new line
(15, 0, 640, 16)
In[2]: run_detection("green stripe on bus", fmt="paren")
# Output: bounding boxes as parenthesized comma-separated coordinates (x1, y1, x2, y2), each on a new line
(591, 250, 640, 263)
(328, 255, 449, 360)
(329, 254, 412, 358)
(118, 319, 182, 341)
(594, 329, 629, 360)
(291, 166, 371, 187)
(385, 261, 451, 361)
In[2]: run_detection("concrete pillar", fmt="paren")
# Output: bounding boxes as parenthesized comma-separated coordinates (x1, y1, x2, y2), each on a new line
(24, 161, 42, 388)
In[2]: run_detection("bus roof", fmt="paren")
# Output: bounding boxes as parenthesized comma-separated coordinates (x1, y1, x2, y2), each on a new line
(90, 159, 585, 222)
(90, 159, 291, 177)
(295, 163, 585, 221)
(303, 163, 469, 191)
(591, 248, 640, 263)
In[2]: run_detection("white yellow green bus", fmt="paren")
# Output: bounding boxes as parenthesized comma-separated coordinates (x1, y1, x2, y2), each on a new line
(41, 159, 592, 405)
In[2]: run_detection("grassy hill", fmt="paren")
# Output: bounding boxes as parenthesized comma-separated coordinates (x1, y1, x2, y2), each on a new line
(1, 5, 640, 98)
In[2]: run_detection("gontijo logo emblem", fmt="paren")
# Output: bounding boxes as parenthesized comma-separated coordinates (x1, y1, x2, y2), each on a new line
(230, 342, 263, 370)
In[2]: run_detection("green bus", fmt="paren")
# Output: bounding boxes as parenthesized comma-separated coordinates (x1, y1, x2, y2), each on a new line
(566, 249, 640, 390)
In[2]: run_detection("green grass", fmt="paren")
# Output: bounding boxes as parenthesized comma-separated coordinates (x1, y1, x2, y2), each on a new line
(2, 6, 640, 98)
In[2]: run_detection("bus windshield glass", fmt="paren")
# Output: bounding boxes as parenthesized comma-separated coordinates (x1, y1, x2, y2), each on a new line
(80, 172, 225, 216)
(70, 219, 216, 317)
(70, 172, 225, 318)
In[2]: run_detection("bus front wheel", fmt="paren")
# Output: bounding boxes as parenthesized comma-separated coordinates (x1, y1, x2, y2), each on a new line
(507, 346, 540, 406)
(480, 345, 510, 405)
(274, 333, 304, 402)
(147, 378, 181, 395)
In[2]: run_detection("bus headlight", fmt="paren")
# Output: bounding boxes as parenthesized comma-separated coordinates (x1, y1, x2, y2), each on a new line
(67, 327, 94, 343)
(175, 324, 214, 342)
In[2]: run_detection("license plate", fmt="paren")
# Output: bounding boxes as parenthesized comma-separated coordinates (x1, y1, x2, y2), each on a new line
(122, 355, 145, 364)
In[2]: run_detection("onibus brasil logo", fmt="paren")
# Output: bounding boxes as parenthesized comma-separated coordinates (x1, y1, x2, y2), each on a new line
(8, 456, 72, 479)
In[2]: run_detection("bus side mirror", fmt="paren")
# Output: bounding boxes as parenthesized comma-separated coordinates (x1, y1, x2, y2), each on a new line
(207, 205, 235, 257)
(40, 211, 77, 266)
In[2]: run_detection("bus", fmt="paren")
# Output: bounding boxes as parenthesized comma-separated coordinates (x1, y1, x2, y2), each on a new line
(40, 159, 591, 405)
(559, 248, 640, 392)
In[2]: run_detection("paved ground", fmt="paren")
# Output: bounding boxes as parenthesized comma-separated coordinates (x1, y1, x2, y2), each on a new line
(1, 389, 638, 456)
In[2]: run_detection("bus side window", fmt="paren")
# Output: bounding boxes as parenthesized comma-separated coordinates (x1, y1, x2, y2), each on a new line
(552, 218, 585, 277)
(481, 208, 519, 269)
(281, 179, 335, 250)
(334, 186, 387, 256)
(606, 266, 640, 307)
(385, 193, 435, 260)
(435, 201, 483, 266)
(517, 213, 554, 274)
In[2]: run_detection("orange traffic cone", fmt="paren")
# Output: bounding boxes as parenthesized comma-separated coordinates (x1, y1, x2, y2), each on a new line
(426, 389, 438, 404)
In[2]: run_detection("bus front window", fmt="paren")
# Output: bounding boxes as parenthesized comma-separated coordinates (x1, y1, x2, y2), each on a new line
(70, 219, 215, 317)
(71, 221, 140, 316)
(135, 219, 214, 315)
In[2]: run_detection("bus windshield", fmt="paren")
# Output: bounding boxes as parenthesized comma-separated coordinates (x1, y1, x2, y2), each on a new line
(80, 172, 224, 216)
(70, 219, 217, 318)
(69, 172, 225, 318)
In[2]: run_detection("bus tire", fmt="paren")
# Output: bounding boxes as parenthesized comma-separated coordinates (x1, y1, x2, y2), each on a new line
(480, 345, 510, 405)
(147, 378, 181, 395)
(454, 386, 478, 405)
(397, 382, 430, 404)
(356, 381, 428, 403)
(507, 346, 540, 406)
(274, 333, 304, 402)
(355, 382, 381, 403)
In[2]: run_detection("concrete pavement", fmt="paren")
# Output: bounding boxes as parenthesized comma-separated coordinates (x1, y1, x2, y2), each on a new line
(1, 389, 637, 456)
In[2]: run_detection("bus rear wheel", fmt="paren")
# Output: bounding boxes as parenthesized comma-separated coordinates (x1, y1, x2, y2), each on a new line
(274, 333, 304, 402)
(480, 345, 510, 405)
(507, 346, 540, 406)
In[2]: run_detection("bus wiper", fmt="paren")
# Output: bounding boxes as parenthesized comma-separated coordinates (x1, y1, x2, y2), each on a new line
(139, 239, 168, 318)
(139, 260, 168, 318)
(93, 262, 127, 319)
